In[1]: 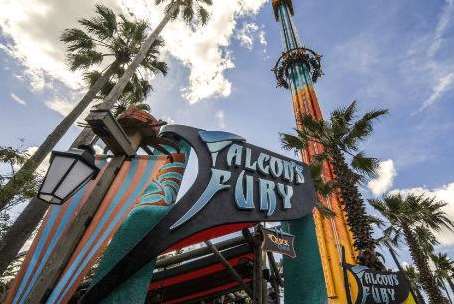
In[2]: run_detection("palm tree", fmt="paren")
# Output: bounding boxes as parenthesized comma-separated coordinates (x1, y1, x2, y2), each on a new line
(281, 101, 388, 269)
(0, 4, 167, 276)
(84, 68, 154, 117)
(76, 0, 212, 145)
(370, 193, 454, 304)
(0, 4, 167, 211)
(432, 253, 454, 302)
(405, 265, 427, 304)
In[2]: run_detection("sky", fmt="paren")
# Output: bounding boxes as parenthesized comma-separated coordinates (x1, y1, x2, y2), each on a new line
(1, 0, 454, 282)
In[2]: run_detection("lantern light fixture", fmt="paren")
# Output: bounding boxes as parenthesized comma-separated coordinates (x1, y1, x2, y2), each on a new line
(38, 145, 99, 205)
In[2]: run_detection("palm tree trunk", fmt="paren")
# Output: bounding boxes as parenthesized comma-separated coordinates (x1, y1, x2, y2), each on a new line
(448, 278, 454, 296)
(0, 61, 121, 276)
(73, 3, 177, 147)
(414, 285, 427, 304)
(330, 148, 380, 269)
(402, 224, 448, 304)
(0, 62, 119, 212)
(441, 280, 453, 304)
(0, 198, 47, 276)
(0, 0, 177, 282)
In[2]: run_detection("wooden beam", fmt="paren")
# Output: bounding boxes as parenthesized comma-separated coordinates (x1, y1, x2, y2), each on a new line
(250, 225, 265, 304)
(25, 156, 126, 304)
(267, 251, 283, 287)
(86, 109, 136, 156)
(204, 240, 253, 299)
(253, 244, 265, 304)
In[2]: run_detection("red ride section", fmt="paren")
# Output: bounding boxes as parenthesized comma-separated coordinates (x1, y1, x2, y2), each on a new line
(165, 223, 253, 252)
(149, 230, 255, 304)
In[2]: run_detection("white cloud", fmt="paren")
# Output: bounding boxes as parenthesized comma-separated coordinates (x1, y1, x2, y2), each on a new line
(235, 22, 267, 50)
(259, 30, 267, 46)
(391, 183, 454, 246)
(0, 0, 267, 105)
(420, 72, 454, 111)
(10, 93, 26, 105)
(45, 97, 75, 116)
(334, 35, 379, 74)
(404, 0, 454, 112)
(427, 0, 454, 57)
(0, 0, 122, 91)
(236, 22, 259, 49)
(215, 110, 226, 129)
(368, 159, 397, 196)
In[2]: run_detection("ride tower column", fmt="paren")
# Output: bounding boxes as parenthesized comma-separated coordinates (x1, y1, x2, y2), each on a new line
(271, 1, 357, 303)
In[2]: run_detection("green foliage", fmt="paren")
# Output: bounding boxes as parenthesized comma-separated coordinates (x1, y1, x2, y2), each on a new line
(370, 193, 454, 233)
(308, 161, 335, 198)
(431, 253, 454, 278)
(370, 193, 453, 303)
(0, 145, 40, 292)
(280, 101, 388, 268)
(0, 146, 40, 209)
(280, 101, 387, 184)
(155, 0, 212, 26)
(61, 3, 167, 89)
(351, 152, 379, 181)
(62, 3, 169, 115)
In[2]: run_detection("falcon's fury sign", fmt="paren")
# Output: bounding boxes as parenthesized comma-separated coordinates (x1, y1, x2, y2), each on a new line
(165, 125, 316, 231)
(81, 125, 316, 303)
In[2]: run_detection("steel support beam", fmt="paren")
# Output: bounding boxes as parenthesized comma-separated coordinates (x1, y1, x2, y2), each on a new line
(204, 240, 253, 299)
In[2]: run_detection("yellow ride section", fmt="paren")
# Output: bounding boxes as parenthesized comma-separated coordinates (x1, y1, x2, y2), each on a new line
(292, 85, 359, 303)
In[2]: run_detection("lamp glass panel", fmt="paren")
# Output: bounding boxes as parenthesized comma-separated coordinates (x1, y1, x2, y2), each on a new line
(38, 194, 54, 203)
(54, 160, 94, 200)
(40, 155, 75, 194)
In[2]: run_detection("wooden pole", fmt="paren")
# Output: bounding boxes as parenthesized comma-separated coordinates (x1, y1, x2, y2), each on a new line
(205, 240, 253, 299)
(267, 252, 281, 303)
(250, 226, 264, 304)
(26, 156, 126, 304)
(25, 127, 143, 304)
(267, 252, 283, 287)
(241, 227, 263, 304)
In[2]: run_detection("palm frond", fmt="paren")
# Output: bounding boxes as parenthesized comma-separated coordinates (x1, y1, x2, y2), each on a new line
(351, 152, 379, 180)
(280, 132, 307, 152)
(95, 4, 117, 36)
(83, 70, 103, 87)
(343, 108, 388, 150)
(315, 201, 336, 218)
(197, 6, 209, 25)
(309, 160, 335, 197)
(67, 50, 104, 71)
(142, 59, 168, 76)
(297, 114, 326, 137)
(413, 225, 438, 256)
(182, 4, 194, 24)
(79, 5, 118, 41)
(60, 28, 95, 52)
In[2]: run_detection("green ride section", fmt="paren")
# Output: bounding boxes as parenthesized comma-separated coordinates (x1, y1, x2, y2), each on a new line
(284, 215, 327, 304)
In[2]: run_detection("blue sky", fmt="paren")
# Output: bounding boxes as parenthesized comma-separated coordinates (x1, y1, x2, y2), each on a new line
(1, 0, 454, 275)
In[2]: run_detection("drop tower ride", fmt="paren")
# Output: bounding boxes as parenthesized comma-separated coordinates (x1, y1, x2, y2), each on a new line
(271, 1, 357, 303)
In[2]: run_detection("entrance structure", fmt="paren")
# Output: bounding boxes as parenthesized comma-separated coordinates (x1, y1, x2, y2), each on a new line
(271, 0, 358, 303)
(6, 2, 371, 304)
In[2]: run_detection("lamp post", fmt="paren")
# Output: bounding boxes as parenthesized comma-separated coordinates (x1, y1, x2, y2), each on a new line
(25, 108, 147, 303)
(37, 145, 99, 205)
